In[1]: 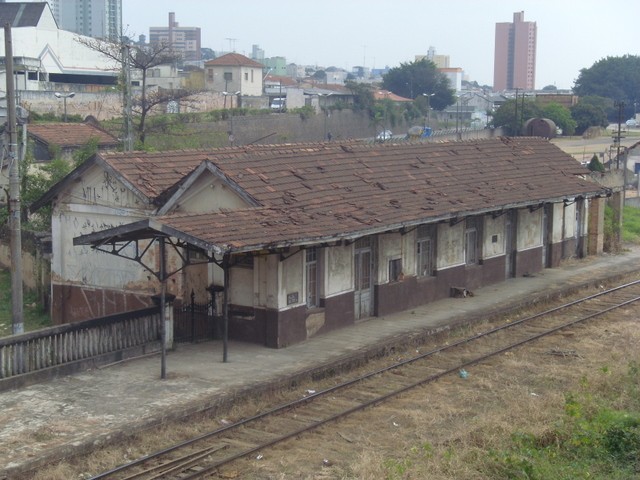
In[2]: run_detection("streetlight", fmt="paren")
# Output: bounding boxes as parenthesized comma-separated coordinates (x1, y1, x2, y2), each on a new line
(422, 93, 435, 129)
(223, 91, 241, 146)
(54, 91, 75, 122)
(222, 91, 240, 109)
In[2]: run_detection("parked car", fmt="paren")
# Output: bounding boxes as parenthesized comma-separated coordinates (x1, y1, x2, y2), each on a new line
(376, 130, 393, 141)
(626, 118, 638, 127)
(270, 98, 286, 111)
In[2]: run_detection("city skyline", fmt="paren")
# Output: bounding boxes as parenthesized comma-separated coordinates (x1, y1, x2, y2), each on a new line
(122, 0, 638, 91)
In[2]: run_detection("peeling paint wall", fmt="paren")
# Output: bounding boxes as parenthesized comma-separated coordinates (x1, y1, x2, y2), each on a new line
(254, 254, 278, 309)
(279, 248, 304, 309)
(550, 203, 564, 243)
(438, 222, 464, 268)
(325, 244, 352, 297)
(403, 230, 418, 277)
(377, 232, 403, 284)
(563, 202, 577, 239)
(517, 208, 543, 250)
(483, 214, 505, 259)
(229, 266, 254, 307)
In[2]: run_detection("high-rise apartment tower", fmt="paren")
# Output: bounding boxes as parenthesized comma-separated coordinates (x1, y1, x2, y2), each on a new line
(55, 0, 122, 40)
(493, 11, 536, 92)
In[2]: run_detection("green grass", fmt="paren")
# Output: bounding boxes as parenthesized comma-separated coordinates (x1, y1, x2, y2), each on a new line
(622, 205, 640, 244)
(0, 269, 50, 337)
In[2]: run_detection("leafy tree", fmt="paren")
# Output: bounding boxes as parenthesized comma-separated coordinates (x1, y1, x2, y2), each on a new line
(541, 102, 576, 136)
(490, 98, 542, 135)
(382, 59, 455, 109)
(76, 37, 196, 146)
(570, 97, 610, 135)
(541, 85, 558, 91)
(345, 81, 375, 114)
(588, 154, 605, 173)
(573, 55, 640, 120)
(312, 70, 327, 82)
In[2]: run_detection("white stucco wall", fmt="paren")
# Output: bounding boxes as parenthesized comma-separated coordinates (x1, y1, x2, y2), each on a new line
(550, 203, 564, 243)
(53, 204, 152, 291)
(563, 202, 577, 239)
(229, 266, 253, 307)
(437, 222, 464, 268)
(517, 208, 543, 251)
(205, 65, 263, 97)
(51, 165, 157, 294)
(483, 214, 506, 259)
(279, 248, 304, 309)
(325, 244, 353, 297)
(174, 173, 253, 213)
(378, 232, 403, 283)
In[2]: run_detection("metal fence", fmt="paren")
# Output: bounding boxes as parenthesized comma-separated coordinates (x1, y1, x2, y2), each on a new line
(174, 293, 220, 343)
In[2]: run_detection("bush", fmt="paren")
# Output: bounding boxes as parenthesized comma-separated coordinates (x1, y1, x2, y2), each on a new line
(588, 154, 605, 173)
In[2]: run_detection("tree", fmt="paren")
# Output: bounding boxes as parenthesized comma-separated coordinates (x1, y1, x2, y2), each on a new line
(573, 55, 640, 120)
(490, 98, 542, 135)
(588, 154, 605, 173)
(345, 81, 375, 114)
(76, 37, 196, 147)
(541, 102, 576, 136)
(312, 70, 327, 83)
(382, 59, 455, 109)
(570, 97, 610, 135)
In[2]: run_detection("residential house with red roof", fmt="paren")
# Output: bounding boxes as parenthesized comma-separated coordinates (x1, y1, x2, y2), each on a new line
(28, 122, 120, 162)
(204, 53, 265, 97)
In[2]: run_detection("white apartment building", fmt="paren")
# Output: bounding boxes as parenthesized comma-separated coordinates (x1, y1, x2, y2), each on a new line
(2, 0, 122, 40)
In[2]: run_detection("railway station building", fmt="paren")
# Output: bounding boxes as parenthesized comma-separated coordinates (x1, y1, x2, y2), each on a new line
(33, 137, 611, 348)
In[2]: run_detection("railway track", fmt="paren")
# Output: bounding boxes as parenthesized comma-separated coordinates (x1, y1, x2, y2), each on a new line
(89, 278, 640, 480)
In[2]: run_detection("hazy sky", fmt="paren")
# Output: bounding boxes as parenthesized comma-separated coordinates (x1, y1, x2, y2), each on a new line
(122, 0, 638, 90)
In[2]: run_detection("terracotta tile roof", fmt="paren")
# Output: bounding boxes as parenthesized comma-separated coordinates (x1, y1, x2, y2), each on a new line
(29, 122, 119, 148)
(97, 137, 606, 253)
(264, 75, 298, 87)
(374, 90, 413, 102)
(204, 53, 264, 68)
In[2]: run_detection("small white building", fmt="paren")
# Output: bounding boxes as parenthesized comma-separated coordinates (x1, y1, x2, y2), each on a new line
(204, 53, 264, 97)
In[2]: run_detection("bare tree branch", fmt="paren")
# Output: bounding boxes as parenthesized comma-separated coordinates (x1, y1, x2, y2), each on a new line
(75, 37, 198, 146)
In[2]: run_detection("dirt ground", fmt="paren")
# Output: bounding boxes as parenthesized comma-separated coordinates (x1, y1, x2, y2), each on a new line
(221, 296, 639, 479)
(28, 279, 640, 480)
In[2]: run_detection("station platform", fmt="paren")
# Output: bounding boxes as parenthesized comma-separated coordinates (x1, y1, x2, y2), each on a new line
(2, 246, 640, 477)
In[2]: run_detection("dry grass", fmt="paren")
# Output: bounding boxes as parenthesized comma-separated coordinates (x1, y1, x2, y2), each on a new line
(21, 279, 640, 479)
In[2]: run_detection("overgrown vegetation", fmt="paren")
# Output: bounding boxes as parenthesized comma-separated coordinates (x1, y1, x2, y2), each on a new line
(621, 205, 640, 244)
(0, 269, 50, 336)
(484, 362, 640, 479)
(587, 153, 606, 173)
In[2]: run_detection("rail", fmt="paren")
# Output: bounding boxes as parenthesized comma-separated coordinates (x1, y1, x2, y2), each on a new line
(88, 279, 640, 479)
(0, 306, 162, 390)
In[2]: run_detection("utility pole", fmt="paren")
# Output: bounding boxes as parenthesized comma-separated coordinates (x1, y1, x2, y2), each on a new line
(614, 101, 625, 169)
(5, 23, 23, 334)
